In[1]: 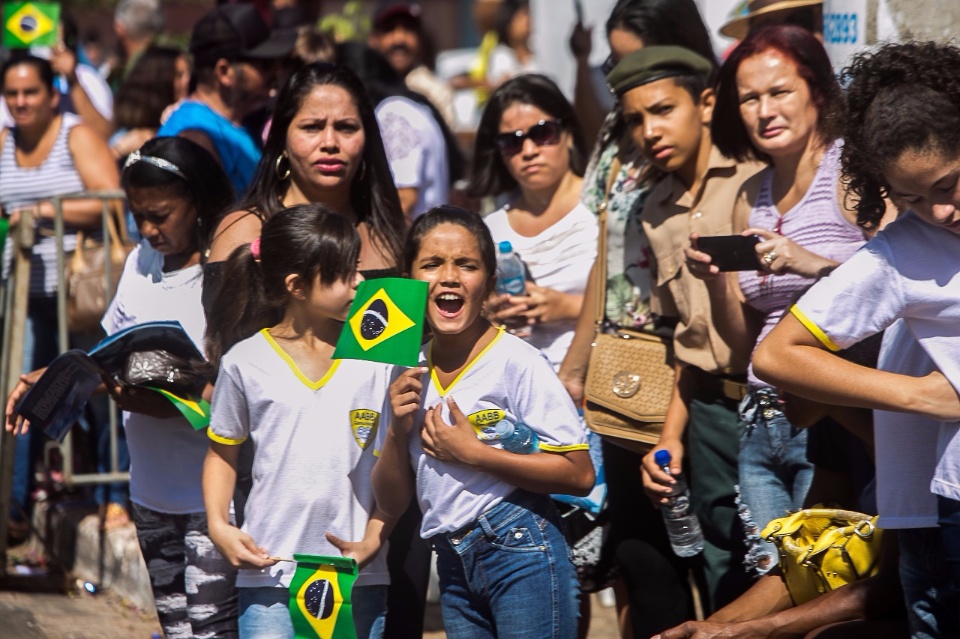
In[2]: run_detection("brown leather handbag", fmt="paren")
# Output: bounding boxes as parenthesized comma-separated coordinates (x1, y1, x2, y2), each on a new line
(583, 159, 675, 445)
(65, 202, 134, 333)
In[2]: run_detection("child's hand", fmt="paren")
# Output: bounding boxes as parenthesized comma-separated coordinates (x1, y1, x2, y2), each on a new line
(208, 523, 277, 569)
(421, 396, 484, 465)
(390, 367, 427, 433)
(641, 439, 683, 507)
(326, 531, 381, 570)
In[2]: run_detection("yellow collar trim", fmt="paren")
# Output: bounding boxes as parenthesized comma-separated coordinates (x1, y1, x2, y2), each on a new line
(260, 328, 340, 390)
(428, 328, 504, 397)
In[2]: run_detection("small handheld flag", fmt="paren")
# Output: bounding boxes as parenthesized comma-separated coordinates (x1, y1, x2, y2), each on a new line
(288, 554, 359, 639)
(333, 278, 427, 367)
(3, 2, 60, 48)
(147, 387, 211, 431)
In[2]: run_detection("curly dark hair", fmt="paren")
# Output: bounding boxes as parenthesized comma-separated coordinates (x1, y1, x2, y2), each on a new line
(841, 41, 960, 229)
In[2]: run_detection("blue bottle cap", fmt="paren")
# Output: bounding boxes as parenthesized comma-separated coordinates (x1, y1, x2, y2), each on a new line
(498, 240, 513, 253)
(654, 449, 671, 466)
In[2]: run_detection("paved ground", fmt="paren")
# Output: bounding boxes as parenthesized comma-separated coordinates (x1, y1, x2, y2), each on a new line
(0, 587, 621, 638)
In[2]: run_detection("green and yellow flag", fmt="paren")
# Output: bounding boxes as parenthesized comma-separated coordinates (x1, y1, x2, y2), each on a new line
(333, 278, 427, 367)
(288, 554, 359, 639)
(147, 387, 211, 431)
(3, 2, 60, 48)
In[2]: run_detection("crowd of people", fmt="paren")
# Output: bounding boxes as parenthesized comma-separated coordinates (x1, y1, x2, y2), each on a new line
(1, 0, 959, 638)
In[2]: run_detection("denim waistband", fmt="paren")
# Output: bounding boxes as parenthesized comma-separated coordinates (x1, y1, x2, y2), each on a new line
(433, 489, 556, 550)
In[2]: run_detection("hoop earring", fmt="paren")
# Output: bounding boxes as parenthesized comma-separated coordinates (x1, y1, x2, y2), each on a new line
(275, 152, 291, 181)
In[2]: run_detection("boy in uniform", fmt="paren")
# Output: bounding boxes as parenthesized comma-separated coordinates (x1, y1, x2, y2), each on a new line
(606, 46, 765, 612)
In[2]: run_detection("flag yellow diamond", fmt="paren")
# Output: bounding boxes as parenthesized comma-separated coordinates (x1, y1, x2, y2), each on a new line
(348, 287, 415, 351)
(6, 3, 55, 45)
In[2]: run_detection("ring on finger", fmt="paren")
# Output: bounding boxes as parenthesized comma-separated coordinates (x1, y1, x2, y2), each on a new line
(762, 250, 777, 265)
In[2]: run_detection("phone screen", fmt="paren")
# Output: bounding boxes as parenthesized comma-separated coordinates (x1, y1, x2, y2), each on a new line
(696, 235, 762, 272)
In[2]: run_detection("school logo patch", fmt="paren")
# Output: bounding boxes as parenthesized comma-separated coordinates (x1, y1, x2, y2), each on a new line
(467, 408, 506, 440)
(349, 409, 380, 449)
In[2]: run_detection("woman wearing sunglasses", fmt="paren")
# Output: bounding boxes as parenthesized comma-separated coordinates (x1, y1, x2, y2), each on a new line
(468, 73, 595, 372)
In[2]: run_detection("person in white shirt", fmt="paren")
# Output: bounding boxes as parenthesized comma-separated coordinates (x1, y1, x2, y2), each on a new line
(470, 74, 596, 370)
(754, 41, 960, 637)
(204, 205, 395, 639)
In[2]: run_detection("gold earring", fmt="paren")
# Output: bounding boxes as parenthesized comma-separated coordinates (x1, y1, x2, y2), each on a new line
(275, 152, 291, 181)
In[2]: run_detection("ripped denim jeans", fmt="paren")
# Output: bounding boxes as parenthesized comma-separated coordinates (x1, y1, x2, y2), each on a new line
(736, 387, 814, 577)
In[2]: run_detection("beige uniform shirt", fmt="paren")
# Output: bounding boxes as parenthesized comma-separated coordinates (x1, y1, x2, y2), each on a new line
(642, 146, 765, 376)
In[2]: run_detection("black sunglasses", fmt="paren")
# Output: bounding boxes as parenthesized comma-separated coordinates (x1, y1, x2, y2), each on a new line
(495, 119, 564, 157)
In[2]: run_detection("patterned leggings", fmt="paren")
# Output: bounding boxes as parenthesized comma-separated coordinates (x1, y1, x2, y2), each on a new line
(132, 503, 239, 639)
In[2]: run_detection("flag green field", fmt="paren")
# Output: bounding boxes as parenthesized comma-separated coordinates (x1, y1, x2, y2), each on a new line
(148, 387, 211, 431)
(3, 2, 60, 47)
(288, 554, 359, 639)
(333, 278, 427, 367)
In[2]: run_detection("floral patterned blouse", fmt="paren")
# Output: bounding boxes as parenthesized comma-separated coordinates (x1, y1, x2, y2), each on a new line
(580, 116, 655, 331)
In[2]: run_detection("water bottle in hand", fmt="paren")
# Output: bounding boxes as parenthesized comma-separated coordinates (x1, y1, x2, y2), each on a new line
(495, 241, 532, 338)
(655, 450, 704, 557)
(494, 419, 539, 454)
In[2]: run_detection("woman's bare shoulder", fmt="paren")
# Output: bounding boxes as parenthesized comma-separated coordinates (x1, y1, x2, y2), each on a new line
(209, 209, 264, 262)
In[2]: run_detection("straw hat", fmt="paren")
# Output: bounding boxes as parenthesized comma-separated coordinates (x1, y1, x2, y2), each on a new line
(720, 0, 823, 40)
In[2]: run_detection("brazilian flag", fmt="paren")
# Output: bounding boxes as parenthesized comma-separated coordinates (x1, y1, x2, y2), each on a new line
(147, 387, 211, 431)
(288, 554, 359, 639)
(333, 278, 427, 367)
(3, 2, 60, 48)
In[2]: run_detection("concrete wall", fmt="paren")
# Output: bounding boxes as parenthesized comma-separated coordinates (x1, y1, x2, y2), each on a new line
(880, 0, 960, 41)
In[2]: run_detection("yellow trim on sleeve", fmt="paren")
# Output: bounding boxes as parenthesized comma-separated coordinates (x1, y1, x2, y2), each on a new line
(428, 328, 504, 396)
(790, 305, 842, 352)
(538, 443, 591, 453)
(208, 429, 247, 445)
(261, 328, 341, 390)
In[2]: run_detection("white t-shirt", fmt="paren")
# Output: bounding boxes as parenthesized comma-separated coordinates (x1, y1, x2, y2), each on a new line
(791, 212, 960, 501)
(406, 329, 589, 538)
(209, 330, 392, 588)
(376, 95, 449, 219)
(101, 242, 208, 514)
(484, 202, 598, 369)
(873, 321, 940, 529)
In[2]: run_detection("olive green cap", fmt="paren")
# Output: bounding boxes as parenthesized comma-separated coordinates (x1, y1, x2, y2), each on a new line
(606, 45, 714, 97)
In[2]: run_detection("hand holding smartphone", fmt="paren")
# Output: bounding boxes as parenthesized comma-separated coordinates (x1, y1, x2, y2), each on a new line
(695, 235, 761, 272)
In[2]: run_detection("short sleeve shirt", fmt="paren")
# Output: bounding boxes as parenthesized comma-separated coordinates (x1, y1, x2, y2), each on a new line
(641, 146, 765, 374)
(792, 212, 960, 501)
(209, 330, 392, 587)
(408, 330, 589, 538)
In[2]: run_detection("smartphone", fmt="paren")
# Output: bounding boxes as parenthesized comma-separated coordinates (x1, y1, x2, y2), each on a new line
(572, 0, 584, 24)
(695, 235, 762, 272)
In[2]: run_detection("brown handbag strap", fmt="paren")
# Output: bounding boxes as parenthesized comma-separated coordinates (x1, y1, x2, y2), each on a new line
(594, 156, 621, 328)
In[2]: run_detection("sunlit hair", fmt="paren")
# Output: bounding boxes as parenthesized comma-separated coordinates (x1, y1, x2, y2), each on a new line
(712, 24, 842, 163)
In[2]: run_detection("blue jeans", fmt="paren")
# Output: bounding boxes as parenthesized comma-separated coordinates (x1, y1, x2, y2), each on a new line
(238, 584, 386, 639)
(432, 490, 579, 639)
(737, 388, 813, 576)
(899, 526, 960, 639)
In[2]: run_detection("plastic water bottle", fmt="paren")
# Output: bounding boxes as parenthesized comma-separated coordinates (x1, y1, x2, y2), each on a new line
(494, 419, 539, 454)
(496, 241, 527, 295)
(495, 241, 532, 338)
(655, 450, 704, 557)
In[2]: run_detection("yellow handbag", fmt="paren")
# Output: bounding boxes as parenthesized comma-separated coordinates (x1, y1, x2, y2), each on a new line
(760, 507, 883, 605)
